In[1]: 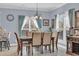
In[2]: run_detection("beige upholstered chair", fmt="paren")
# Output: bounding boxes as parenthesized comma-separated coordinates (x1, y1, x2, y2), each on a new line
(74, 30, 79, 36)
(42, 32, 52, 53)
(14, 32, 22, 55)
(0, 32, 20, 56)
(52, 32, 59, 50)
(31, 32, 42, 55)
(28, 32, 32, 37)
(0, 26, 10, 51)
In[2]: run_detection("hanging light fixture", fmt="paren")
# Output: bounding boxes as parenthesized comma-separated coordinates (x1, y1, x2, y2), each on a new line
(34, 3, 42, 20)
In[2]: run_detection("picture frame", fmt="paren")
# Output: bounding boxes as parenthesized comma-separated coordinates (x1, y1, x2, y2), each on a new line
(43, 19, 49, 26)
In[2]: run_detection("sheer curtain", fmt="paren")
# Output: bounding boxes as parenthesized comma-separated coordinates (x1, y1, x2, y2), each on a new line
(31, 17, 39, 30)
(21, 16, 40, 32)
(21, 16, 29, 30)
(56, 14, 59, 32)
(64, 11, 70, 31)
(69, 9, 75, 28)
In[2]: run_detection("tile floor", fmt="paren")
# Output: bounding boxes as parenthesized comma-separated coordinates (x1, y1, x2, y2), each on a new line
(22, 46, 69, 56)
(0, 45, 70, 56)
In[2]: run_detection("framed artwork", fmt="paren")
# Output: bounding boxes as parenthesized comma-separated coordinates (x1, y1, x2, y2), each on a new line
(43, 19, 49, 26)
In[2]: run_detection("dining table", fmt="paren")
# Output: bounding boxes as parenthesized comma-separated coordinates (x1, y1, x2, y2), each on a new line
(19, 36, 32, 56)
(19, 34, 55, 56)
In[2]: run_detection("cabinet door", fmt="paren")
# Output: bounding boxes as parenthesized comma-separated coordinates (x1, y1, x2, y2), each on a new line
(75, 11, 79, 28)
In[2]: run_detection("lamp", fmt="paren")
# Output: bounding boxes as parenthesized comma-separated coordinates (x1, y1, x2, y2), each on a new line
(34, 3, 42, 20)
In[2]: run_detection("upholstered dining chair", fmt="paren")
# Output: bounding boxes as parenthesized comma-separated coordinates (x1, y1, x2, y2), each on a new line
(52, 32, 59, 50)
(0, 28, 10, 51)
(28, 32, 32, 37)
(25, 31, 32, 53)
(14, 32, 32, 56)
(0, 32, 21, 56)
(42, 32, 52, 53)
(14, 32, 21, 55)
(31, 32, 42, 55)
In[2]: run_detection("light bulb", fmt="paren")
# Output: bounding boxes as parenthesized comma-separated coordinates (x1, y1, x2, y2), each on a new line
(35, 16, 38, 19)
(39, 16, 42, 19)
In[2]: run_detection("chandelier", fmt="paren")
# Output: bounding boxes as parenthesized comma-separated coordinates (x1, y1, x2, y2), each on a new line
(34, 3, 42, 20)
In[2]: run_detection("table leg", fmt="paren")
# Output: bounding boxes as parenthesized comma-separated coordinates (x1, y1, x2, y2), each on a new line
(52, 39, 54, 52)
(0, 42, 2, 51)
(21, 41, 23, 56)
(28, 46, 30, 55)
(66, 40, 69, 53)
(45, 46, 47, 50)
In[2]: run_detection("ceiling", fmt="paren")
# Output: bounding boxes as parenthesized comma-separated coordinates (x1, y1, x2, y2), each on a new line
(0, 3, 66, 12)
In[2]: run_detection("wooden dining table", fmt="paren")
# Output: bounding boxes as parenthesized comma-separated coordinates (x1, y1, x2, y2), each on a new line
(19, 36, 32, 56)
(19, 35, 55, 56)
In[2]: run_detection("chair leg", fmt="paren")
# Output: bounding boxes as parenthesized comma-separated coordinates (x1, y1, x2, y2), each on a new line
(17, 47, 20, 55)
(52, 40, 54, 52)
(32, 47, 33, 56)
(3, 42, 5, 48)
(49, 45, 51, 53)
(26, 46, 28, 51)
(7, 41, 10, 50)
(56, 43, 58, 51)
(45, 46, 47, 50)
(1, 42, 2, 51)
(27, 46, 30, 56)
(35, 46, 39, 51)
(41, 45, 43, 54)
(4, 41, 10, 50)
(0, 42, 2, 51)
(48, 45, 50, 51)
(5, 41, 9, 50)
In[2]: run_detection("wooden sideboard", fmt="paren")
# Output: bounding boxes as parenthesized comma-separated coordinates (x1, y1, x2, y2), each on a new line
(66, 35, 79, 55)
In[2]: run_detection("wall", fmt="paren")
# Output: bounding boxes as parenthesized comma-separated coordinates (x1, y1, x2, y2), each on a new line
(0, 8, 50, 44)
(50, 3, 79, 48)
(50, 3, 79, 17)
(1, 3, 79, 46)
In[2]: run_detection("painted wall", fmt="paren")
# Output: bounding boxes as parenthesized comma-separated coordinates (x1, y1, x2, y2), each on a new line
(1, 3, 79, 46)
(0, 8, 50, 44)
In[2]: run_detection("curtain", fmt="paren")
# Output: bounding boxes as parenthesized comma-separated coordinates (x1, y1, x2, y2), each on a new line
(68, 8, 75, 27)
(36, 19, 42, 28)
(32, 17, 39, 29)
(21, 16, 40, 31)
(21, 16, 30, 30)
(30, 17, 38, 31)
(18, 16, 25, 36)
(56, 14, 59, 32)
(64, 11, 70, 30)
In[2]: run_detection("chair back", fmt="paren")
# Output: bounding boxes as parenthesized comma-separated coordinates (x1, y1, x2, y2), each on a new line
(32, 32, 42, 46)
(0, 28, 9, 41)
(43, 32, 51, 45)
(28, 32, 32, 37)
(52, 32, 59, 44)
(14, 32, 20, 51)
